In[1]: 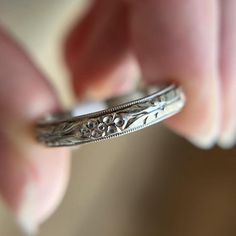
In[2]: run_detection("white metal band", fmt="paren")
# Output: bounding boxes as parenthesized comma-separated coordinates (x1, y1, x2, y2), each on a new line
(36, 84, 185, 147)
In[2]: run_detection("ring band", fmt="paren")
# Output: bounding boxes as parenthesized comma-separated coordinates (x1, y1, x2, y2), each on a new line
(36, 84, 185, 147)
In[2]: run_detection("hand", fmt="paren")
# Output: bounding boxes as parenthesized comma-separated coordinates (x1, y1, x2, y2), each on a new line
(0, 0, 235, 234)
(66, 0, 236, 149)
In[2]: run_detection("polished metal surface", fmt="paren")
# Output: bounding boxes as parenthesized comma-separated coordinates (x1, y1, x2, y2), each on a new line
(36, 84, 185, 147)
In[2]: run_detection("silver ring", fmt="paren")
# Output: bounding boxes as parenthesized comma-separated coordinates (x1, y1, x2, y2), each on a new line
(36, 84, 185, 147)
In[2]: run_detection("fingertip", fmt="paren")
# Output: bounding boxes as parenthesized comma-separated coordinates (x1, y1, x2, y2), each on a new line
(64, 0, 130, 98)
(165, 77, 221, 149)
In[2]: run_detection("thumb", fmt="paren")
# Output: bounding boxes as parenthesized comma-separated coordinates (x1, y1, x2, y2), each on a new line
(0, 28, 70, 234)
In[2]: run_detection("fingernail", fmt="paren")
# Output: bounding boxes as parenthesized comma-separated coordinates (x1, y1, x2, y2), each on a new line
(85, 58, 140, 99)
(189, 133, 218, 149)
(218, 129, 236, 149)
(85, 75, 138, 99)
(16, 180, 39, 236)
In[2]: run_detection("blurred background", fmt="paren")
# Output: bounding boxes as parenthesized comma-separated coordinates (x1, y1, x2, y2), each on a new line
(0, 0, 236, 235)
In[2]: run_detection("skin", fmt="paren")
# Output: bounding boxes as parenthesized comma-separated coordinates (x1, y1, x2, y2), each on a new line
(0, 0, 235, 233)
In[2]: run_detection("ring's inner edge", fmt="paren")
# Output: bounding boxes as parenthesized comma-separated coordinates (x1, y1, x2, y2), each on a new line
(41, 85, 171, 123)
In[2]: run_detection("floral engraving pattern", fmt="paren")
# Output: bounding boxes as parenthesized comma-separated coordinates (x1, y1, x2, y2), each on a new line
(80, 113, 125, 139)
